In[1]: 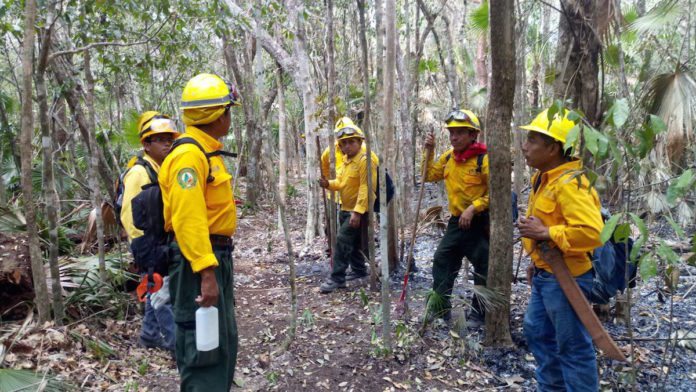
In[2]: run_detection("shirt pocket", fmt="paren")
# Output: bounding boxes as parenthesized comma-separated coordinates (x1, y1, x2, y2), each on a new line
(462, 174, 483, 197)
(533, 196, 557, 217)
(206, 172, 233, 207)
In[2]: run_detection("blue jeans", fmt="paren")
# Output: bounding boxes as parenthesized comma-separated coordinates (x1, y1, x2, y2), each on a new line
(523, 270, 598, 392)
(141, 298, 176, 351)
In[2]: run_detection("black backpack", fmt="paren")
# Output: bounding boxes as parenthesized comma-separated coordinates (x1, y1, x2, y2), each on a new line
(130, 137, 236, 277)
(373, 168, 395, 213)
(113, 155, 158, 228)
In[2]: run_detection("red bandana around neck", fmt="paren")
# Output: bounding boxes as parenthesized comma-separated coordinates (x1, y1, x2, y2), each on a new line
(452, 142, 488, 162)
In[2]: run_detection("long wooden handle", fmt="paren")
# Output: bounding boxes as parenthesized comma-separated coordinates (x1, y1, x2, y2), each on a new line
(538, 242, 627, 362)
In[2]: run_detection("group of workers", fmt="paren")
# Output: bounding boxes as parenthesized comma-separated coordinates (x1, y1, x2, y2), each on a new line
(317, 107, 603, 391)
(119, 70, 603, 391)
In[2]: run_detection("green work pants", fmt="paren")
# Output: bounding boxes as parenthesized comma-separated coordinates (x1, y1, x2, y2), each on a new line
(331, 211, 368, 284)
(429, 215, 489, 317)
(169, 242, 237, 392)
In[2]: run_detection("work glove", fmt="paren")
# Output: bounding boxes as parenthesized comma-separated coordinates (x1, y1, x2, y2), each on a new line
(150, 276, 171, 310)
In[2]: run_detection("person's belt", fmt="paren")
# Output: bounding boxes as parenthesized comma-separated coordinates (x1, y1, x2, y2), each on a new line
(169, 233, 234, 249)
(209, 234, 233, 248)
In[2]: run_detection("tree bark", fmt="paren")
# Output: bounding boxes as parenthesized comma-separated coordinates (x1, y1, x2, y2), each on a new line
(381, 0, 397, 350)
(49, 50, 115, 199)
(357, 0, 378, 292)
(20, 0, 51, 322)
(484, 0, 516, 347)
(37, 17, 65, 324)
(83, 51, 107, 281)
(553, 0, 601, 125)
(513, 0, 529, 195)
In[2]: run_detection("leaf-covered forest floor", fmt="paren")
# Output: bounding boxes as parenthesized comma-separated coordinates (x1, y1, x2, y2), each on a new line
(2, 178, 696, 391)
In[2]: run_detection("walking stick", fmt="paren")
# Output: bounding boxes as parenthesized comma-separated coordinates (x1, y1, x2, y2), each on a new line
(316, 136, 333, 268)
(396, 147, 432, 317)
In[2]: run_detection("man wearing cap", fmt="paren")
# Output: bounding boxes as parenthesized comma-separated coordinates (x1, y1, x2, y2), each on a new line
(121, 111, 179, 354)
(159, 73, 241, 390)
(423, 109, 489, 325)
(318, 118, 378, 293)
(518, 108, 603, 391)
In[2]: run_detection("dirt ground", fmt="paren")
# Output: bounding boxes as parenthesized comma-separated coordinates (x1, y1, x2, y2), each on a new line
(1, 179, 695, 391)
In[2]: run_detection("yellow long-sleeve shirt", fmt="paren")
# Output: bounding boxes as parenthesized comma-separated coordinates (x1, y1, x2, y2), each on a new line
(424, 148, 489, 216)
(120, 154, 159, 241)
(522, 159, 604, 276)
(328, 152, 378, 214)
(160, 126, 237, 273)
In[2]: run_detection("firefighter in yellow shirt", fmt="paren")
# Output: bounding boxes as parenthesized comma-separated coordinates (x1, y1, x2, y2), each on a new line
(120, 111, 179, 353)
(318, 120, 378, 293)
(159, 73, 240, 391)
(423, 109, 489, 324)
(518, 108, 603, 391)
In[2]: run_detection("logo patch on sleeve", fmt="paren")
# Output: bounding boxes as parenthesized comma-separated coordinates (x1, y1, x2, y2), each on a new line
(177, 168, 198, 189)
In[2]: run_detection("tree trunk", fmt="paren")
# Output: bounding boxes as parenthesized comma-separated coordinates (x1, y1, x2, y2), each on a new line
(277, 64, 288, 219)
(83, 51, 107, 281)
(380, 0, 397, 350)
(553, 0, 601, 125)
(476, 35, 489, 89)
(20, 0, 50, 322)
(357, 0, 378, 292)
(50, 51, 115, 199)
(484, 0, 516, 347)
(37, 21, 65, 324)
(513, 0, 528, 195)
(325, 0, 338, 265)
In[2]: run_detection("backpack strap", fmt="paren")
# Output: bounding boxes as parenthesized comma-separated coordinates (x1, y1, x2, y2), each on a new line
(476, 153, 486, 173)
(171, 137, 237, 183)
(134, 156, 159, 185)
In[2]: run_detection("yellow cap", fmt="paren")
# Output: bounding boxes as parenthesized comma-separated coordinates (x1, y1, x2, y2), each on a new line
(520, 109, 576, 144)
(334, 117, 364, 141)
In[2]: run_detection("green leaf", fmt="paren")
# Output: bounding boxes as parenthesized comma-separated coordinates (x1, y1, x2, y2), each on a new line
(608, 98, 629, 128)
(657, 242, 680, 265)
(639, 253, 657, 280)
(564, 124, 581, 153)
(600, 213, 621, 244)
(613, 223, 631, 244)
(666, 169, 694, 204)
(469, 0, 489, 36)
(584, 125, 600, 156)
(665, 216, 686, 238)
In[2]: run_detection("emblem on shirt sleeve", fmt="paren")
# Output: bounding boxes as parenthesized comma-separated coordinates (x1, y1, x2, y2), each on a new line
(177, 168, 198, 189)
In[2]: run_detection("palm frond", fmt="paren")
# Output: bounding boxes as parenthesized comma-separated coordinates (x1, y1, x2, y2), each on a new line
(643, 66, 696, 164)
(0, 368, 69, 392)
(628, 0, 682, 35)
(0, 203, 26, 232)
(469, 0, 489, 37)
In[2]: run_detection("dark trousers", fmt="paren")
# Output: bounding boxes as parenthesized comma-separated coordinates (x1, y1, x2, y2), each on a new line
(169, 242, 237, 392)
(331, 211, 368, 284)
(430, 215, 489, 316)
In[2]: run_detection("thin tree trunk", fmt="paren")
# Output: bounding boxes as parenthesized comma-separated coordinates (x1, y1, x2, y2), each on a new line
(513, 0, 528, 195)
(484, 0, 516, 347)
(357, 0, 378, 291)
(325, 0, 338, 265)
(379, 0, 397, 351)
(20, 0, 50, 322)
(50, 51, 115, 199)
(83, 51, 106, 281)
(442, 15, 462, 107)
(476, 35, 489, 89)
(277, 64, 288, 219)
(37, 21, 65, 324)
(373, 0, 384, 153)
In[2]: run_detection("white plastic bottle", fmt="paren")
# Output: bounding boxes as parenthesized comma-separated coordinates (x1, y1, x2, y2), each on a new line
(195, 306, 219, 351)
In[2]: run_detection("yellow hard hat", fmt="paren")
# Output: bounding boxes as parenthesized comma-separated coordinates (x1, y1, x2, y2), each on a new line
(137, 111, 180, 142)
(334, 116, 364, 141)
(180, 73, 241, 110)
(444, 109, 481, 131)
(520, 109, 576, 144)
